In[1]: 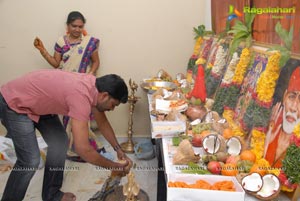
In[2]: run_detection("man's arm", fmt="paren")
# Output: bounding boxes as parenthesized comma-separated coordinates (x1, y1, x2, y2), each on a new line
(71, 118, 128, 170)
(92, 107, 127, 160)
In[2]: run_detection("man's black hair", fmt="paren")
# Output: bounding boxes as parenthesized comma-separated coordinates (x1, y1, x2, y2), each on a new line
(95, 74, 128, 103)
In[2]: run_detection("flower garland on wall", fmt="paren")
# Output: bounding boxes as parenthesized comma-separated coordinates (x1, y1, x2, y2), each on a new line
(187, 36, 203, 82)
(218, 12, 255, 120)
(224, 47, 252, 110)
(195, 37, 214, 67)
(221, 47, 251, 138)
(206, 40, 219, 70)
(205, 38, 230, 98)
(212, 49, 240, 115)
(223, 109, 246, 137)
(204, 40, 219, 91)
(192, 36, 215, 81)
(245, 51, 281, 160)
(187, 25, 214, 83)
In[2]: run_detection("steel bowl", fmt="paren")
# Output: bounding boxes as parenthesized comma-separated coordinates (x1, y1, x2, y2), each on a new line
(140, 81, 177, 94)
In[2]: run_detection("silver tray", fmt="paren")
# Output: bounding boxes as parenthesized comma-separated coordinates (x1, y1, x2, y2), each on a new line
(140, 81, 177, 94)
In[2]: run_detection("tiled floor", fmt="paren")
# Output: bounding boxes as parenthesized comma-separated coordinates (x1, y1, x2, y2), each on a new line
(1, 135, 295, 201)
(0, 137, 158, 201)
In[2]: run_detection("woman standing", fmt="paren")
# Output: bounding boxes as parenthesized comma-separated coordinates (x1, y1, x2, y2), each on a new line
(34, 11, 104, 161)
(34, 11, 100, 74)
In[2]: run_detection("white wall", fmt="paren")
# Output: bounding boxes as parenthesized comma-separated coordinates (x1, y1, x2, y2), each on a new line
(0, 0, 211, 136)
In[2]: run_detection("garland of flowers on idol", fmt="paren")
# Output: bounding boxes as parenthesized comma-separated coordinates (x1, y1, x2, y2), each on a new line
(247, 21, 293, 161)
(186, 36, 215, 103)
(186, 25, 213, 83)
(205, 38, 230, 98)
(186, 36, 203, 82)
(204, 40, 219, 84)
(222, 47, 251, 138)
(195, 36, 214, 70)
(187, 35, 203, 68)
(213, 12, 256, 118)
(244, 51, 281, 160)
(212, 47, 241, 115)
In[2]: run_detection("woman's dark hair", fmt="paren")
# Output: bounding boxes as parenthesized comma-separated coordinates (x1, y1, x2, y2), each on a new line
(67, 11, 86, 24)
(95, 74, 128, 103)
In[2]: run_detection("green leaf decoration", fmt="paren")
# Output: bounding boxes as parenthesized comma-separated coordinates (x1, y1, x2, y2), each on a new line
(245, 12, 256, 32)
(232, 21, 248, 33)
(287, 25, 294, 50)
(228, 12, 256, 56)
(282, 144, 300, 184)
(212, 87, 229, 115)
(245, 35, 252, 48)
(229, 37, 243, 56)
(268, 22, 293, 68)
(243, 100, 271, 131)
(194, 25, 205, 39)
(193, 25, 214, 39)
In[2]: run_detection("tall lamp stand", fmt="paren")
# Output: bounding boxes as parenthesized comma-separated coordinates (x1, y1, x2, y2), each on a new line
(121, 79, 140, 153)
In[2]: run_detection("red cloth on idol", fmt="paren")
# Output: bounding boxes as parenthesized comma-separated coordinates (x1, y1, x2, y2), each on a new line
(265, 110, 284, 168)
(287, 66, 300, 92)
(190, 65, 206, 103)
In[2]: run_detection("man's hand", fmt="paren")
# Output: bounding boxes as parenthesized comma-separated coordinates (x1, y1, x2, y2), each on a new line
(116, 150, 133, 174)
(111, 159, 132, 177)
(116, 148, 126, 160)
(33, 37, 45, 51)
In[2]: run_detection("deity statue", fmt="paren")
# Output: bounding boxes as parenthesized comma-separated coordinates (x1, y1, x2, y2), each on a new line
(123, 171, 140, 201)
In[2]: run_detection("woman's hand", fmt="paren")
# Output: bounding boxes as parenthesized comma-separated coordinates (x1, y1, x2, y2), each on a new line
(33, 37, 45, 51)
(88, 71, 96, 76)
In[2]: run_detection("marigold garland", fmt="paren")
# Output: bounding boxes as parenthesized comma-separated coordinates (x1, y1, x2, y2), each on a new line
(256, 158, 270, 169)
(187, 37, 203, 72)
(219, 47, 251, 111)
(256, 52, 281, 103)
(193, 37, 203, 56)
(281, 185, 295, 192)
(249, 51, 281, 165)
(232, 48, 251, 85)
(223, 109, 245, 137)
(250, 128, 266, 160)
(293, 123, 300, 138)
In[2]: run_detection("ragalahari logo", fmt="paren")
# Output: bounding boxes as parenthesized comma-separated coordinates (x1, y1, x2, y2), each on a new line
(228, 5, 243, 21)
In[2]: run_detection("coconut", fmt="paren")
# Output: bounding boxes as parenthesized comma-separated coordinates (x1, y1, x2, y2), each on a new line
(226, 137, 242, 156)
(235, 172, 248, 184)
(202, 134, 226, 154)
(256, 174, 281, 200)
(241, 172, 263, 193)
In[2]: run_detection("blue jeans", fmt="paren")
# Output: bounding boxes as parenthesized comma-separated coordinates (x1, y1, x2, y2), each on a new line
(0, 93, 68, 201)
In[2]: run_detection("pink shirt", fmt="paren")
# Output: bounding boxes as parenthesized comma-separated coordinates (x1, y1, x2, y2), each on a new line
(0, 69, 98, 122)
